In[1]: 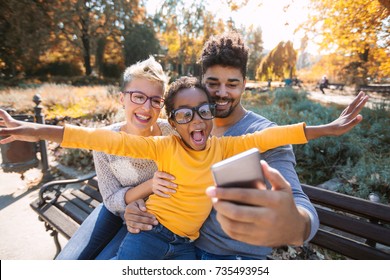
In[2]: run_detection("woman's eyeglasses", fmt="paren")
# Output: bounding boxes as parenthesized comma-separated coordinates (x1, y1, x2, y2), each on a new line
(122, 91, 165, 109)
(170, 103, 216, 124)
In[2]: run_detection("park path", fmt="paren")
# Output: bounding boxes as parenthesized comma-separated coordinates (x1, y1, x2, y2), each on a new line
(306, 88, 389, 109)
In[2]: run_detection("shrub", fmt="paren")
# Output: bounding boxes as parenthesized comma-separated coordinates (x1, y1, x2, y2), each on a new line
(34, 62, 83, 77)
(247, 88, 389, 202)
(101, 63, 124, 79)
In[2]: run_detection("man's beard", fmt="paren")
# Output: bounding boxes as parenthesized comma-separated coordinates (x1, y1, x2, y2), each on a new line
(213, 97, 238, 118)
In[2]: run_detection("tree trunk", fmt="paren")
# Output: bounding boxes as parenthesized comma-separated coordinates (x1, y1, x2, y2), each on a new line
(81, 30, 91, 76)
(80, 7, 91, 76)
(96, 37, 106, 77)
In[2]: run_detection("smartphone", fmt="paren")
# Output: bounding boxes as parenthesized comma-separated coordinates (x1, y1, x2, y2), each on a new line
(211, 148, 265, 189)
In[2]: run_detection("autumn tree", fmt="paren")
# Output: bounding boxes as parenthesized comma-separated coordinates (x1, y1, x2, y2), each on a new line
(245, 25, 264, 80)
(256, 41, 297, 81)
(122, 23, 160, 67)
(153, 0, 225, 77)
(0, 0, 52, 77)
(48, 0, 146, 76)
(305, 0, 390, 85)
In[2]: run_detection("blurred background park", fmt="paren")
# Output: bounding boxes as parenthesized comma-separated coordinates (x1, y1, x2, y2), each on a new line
(0, 0, 389, 203)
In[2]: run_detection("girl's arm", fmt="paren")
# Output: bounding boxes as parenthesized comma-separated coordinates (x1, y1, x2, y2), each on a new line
(305, 91, 368, 140)
(124, 180, 154, 203)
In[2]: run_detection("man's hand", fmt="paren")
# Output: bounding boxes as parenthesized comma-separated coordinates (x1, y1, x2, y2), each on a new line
(327, 91, 368, 136)
(206, 160, 310, 247)
(124, 199, 158, 233)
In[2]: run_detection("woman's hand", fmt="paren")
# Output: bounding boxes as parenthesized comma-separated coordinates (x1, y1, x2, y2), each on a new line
(0, 109, 64, 143)
(152, 171, 177, 198)
(0, 109, 41, 143)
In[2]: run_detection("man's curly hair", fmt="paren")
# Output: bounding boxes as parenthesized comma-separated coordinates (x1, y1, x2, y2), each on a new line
(164, 76, 212, 119)
(199, 31, 249, 78)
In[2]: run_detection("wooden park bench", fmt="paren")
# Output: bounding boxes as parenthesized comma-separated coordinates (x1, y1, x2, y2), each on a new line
(30, 175, 390, 259)
(357, 85, 390, 95)
(316, 82, 345, 91)
(301, 184, 390, 259)
(30, 172, 100, 258)
(327, 83, 345, 90)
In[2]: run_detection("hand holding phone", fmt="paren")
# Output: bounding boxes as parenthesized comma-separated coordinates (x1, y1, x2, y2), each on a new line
(211, 148, 265, 189)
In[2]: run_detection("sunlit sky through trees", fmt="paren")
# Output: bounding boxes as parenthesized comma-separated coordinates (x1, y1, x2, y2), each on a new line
(145, 0, 319, 53)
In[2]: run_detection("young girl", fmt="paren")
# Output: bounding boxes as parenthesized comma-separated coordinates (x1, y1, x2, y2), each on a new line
(0, 77, 368, 259)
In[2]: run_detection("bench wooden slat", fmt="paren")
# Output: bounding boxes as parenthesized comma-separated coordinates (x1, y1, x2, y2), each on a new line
(316, 208, 390, 246)
(30, 202, 79, 239)
(80, 184, 103, 202)
(86, 178, 99, 190)
(71, 189, 101, 209)
(311, 229, 390, 260)
(55, 195, 90, 224)
(61, 192, 96, 215)
(302, 184, 390, 222)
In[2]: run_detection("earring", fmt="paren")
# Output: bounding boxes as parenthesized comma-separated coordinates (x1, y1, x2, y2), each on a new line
(123, 105, 125, 109)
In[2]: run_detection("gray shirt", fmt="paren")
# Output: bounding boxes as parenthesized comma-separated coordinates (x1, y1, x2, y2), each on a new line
(194, 111, 319, 259)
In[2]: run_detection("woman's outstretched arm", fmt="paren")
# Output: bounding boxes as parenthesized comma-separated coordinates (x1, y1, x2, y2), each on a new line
(0, 109, 64, 144)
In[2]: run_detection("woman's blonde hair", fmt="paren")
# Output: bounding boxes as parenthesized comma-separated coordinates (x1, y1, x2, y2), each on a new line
(121, 56, 168, 93)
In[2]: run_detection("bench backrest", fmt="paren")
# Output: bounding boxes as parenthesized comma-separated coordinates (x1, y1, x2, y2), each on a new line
(302, 184, 390, 260)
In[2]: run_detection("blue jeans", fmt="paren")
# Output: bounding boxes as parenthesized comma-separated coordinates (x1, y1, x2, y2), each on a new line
(56, 203, 126, 260)
(195, 247, 258, 260)
(115, 224, 196, 260)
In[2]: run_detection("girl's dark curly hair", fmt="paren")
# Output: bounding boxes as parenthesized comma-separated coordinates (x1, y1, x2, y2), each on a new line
(199, 31, 249, 78)
(164, 76, 212, 119)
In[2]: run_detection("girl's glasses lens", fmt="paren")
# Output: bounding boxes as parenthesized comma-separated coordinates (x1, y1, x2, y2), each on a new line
(172, 104, 215, 124)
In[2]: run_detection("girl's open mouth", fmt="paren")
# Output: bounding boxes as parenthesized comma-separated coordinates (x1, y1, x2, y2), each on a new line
(191, 129, 206, 145)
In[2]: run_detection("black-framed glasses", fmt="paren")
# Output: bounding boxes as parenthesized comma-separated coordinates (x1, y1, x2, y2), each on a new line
(170, 103, 216, 124)
(122, 90, 165, 109)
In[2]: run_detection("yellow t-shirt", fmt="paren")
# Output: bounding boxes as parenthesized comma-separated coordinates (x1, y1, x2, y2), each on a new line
(62, 122, 307, 239)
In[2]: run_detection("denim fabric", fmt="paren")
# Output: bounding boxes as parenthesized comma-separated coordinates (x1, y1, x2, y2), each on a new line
(195, 247, 259, 260)
(115, 223, 196, 260)
(56, 203, 125, 260)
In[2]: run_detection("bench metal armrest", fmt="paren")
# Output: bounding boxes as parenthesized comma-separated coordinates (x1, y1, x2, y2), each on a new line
(38, 172, 97, 206)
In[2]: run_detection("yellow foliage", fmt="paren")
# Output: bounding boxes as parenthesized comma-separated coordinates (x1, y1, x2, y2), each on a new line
(305, 0, 389, 82)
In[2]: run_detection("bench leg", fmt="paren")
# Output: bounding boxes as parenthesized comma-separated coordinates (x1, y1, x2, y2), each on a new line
(50, 230, 62, 259)
(38, 216, 62, 259)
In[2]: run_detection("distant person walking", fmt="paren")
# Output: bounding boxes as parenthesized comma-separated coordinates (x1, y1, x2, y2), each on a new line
(319, 75, 329, 94)
(267, 78, 272, 88)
